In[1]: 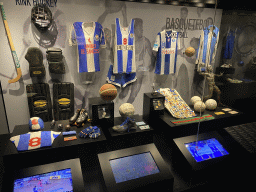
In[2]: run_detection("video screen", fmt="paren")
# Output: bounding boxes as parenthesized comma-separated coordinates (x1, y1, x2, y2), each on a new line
(13, 168, 73, 192)
(109, 152, 160, 183)
(185, 138, 229, 162)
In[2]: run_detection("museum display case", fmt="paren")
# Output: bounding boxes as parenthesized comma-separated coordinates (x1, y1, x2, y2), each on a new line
(0, 0, 256, 191)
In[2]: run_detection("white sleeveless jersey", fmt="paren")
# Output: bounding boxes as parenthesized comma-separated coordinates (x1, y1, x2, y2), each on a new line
(69, 22, 105, 73)
(113, 18, 136, 74)
(153, 30, 181, 75)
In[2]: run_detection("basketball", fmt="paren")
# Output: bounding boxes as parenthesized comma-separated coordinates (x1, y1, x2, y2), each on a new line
(119, 103, 135, 117)
(194, 101, 206, 112)
(205, 99, 217, 110)
(185, 47, 196, 57)
(99, 84, 117, 101)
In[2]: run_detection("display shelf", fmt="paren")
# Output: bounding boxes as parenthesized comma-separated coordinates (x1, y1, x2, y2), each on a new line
(106, 115, 154, 138)
(4, 120, 107, 155)
(103, 115, 155, 152)
(1, 120, 107, 172)
(218, 82, 256, 116)
(157, 106, 245, 138)
(1, 115, 255, 192)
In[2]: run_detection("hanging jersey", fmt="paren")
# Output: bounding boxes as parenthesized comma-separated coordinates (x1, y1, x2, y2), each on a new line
(153, 30, 181, 75)
(69, 22, 105, 73)
(10, 131, 61, 151)
(223, 30, 235, 59)
(195, 25, 219, 66)
(113, 18, 136, 74)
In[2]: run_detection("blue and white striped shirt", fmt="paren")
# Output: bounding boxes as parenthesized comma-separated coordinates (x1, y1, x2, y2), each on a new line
(153, 30, 181, 75)
(69, 22, 105, 73)
(10, 131, 61, 151)
(113, 18, 136, 74)
(196, 25, 219, 66)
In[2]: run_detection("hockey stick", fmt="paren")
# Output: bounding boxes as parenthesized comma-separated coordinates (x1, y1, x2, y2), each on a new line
(0, 2, 22, 83)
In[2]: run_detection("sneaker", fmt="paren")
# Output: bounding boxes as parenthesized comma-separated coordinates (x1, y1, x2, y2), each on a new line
(112, 117, 136, 133)
(76, 108, 88, 127)
(69, 109, 81, 125)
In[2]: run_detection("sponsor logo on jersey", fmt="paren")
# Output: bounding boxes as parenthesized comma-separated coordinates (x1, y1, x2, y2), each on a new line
(162, 49, 175, 54)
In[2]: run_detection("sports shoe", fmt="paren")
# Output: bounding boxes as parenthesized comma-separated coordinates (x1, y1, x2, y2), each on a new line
(112, 117, 137, 133)
(76, 108, 88, 127)
(69, 109, 80, 125)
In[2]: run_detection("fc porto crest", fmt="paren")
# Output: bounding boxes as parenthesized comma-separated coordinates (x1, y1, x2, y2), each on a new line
(94, 34, 100, 41)
(130, 33, 134, 38)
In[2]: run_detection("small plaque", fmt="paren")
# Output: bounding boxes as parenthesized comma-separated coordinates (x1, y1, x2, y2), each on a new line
(222, 108, 232, 111)
(139, 125, 150, 130)
(64, 136, 77, 141)
(229, 111, 239, 114)
(214, 112, 225, 115)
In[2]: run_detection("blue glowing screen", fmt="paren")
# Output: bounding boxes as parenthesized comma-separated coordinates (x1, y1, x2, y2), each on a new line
(185, 138, 229, 162)
(13, 168, 73, 192)
(109, 152, 160, 183)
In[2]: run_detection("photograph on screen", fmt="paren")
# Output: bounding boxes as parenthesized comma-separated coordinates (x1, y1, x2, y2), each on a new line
(13, 168, 73, 192)
(185, 138, 229, 162)
(109, 152, 160, 184)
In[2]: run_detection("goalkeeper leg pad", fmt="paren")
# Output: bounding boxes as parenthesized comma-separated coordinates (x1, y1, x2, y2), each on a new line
(26, 83, 53, 122)
(53, 83, 74, 120)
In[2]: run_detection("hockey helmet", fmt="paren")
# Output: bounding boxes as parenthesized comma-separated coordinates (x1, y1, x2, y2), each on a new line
(31, 3, 53, 31)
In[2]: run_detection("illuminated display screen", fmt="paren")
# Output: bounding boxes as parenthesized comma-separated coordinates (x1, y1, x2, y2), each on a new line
(185, 138, 229, 162)
(13, 168, 73, 192)
(109, 152, 160, 183)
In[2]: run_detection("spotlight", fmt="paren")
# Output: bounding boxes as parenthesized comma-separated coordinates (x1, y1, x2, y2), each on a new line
(194, 2, 205, 7)
(205, 0, 216, 4)
(170, 0, 179, 5)
(140, 0, 151, 2)
(155, 0, 165, 4)
(190, 0, 203, 3)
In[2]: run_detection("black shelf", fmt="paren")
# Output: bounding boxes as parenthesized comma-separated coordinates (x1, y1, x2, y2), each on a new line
(1, 112, 256, 192)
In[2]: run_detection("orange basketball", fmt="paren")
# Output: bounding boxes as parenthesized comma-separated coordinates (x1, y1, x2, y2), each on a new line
(99, 84, 117, 101)
(185, 47, 196, 57)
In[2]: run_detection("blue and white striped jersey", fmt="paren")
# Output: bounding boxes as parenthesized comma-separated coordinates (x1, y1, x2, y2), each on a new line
(153, 30, 181, 75)
(195, 25, 219, 66)
(10, 131, 61, 151)
(69, 22, 105, 73)
(113, 18, 136, 74)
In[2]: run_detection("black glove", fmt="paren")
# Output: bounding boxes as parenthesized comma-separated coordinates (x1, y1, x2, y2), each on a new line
(46, 47, 65, 74)
(25, 47, 46, 77)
